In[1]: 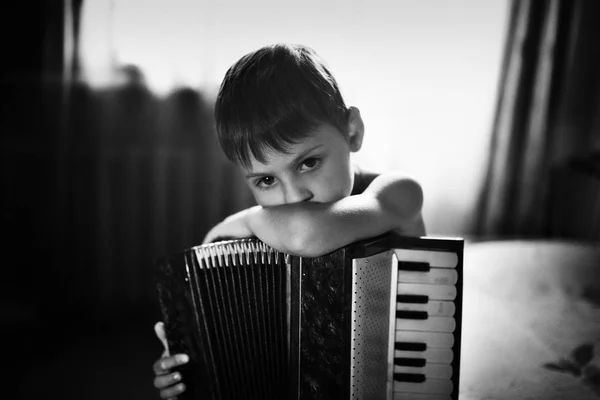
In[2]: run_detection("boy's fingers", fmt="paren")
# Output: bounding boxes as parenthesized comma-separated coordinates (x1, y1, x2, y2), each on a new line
(154, 321, 171, 357)
(153, 354, 190, 375)
(159, 382, 186, 399)
(154, 371, 183, 389)
(153, 358, 167, 375)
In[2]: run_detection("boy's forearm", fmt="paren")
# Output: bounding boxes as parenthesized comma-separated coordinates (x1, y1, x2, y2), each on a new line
(244, 196, 399, 257)
(245, 204, 330, 255)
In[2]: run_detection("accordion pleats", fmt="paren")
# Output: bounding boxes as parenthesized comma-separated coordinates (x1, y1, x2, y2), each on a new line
(171, 241, 290, 399)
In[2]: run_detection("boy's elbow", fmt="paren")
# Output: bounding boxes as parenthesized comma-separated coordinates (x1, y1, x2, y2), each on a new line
(405, 178, 424, 216)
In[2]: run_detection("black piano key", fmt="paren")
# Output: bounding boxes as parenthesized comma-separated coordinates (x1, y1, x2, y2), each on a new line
(396, 310, 428, 319)
(397, 294, 429, 303)
(397, 261, 430, 272)
(393, 373, 426, 383)
(395, 342, 427, 351)
(394, 357, 426, 367)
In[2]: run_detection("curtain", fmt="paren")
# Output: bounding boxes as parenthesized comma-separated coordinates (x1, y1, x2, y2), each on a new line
(1, 0, 76, 325)
(57, 11, 257, 322)
(1, 1, 83, 396)
(475, 0, 600, 238)
(66, 79, 257, 320)
(2, 1, 255, 326)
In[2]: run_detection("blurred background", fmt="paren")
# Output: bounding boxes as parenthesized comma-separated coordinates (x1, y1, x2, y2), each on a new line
(1, 0, 598, 398)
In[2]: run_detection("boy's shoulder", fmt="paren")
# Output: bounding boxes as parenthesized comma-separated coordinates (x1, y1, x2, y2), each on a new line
(351, 165, 380, 195)
(351, 166, 423, 213)
(351, 166, 425, 236)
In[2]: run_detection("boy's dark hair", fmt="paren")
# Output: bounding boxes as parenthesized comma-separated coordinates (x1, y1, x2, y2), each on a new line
(215, 43, 349, 168)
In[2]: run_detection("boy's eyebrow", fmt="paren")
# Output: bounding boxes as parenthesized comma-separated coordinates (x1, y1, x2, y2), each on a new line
(290, 144, 323, 165)
(245, 144, 323, 178)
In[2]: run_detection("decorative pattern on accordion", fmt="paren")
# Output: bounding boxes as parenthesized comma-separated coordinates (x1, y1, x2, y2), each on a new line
(296, 249, 352, 399)
(154, 234, 463, 400)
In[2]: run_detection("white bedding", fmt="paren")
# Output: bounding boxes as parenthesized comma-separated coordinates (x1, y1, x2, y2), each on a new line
(459, 240, 600, 399)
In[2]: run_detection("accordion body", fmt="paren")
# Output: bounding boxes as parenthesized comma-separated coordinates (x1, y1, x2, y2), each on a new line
(155, 233, 463, 399)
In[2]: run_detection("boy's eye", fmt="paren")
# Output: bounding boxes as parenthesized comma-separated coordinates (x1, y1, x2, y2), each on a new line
(299, 157, 320, 172)
(256, 176, 276, 188)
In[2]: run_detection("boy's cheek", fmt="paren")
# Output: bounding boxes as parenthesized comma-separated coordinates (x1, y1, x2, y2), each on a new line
(250, 190, 282, 207)
(245, 183, 272, 206)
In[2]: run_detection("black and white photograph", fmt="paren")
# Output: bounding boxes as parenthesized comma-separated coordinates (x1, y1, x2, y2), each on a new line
(2, 1, 599, 399)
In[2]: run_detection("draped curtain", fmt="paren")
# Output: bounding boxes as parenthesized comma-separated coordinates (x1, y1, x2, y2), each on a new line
(2, 0, 256, 327)
(60, 64, 256, 321)
(476, 0, 600, 238)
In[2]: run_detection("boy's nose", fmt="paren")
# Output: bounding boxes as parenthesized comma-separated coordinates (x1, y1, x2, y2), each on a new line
(284, 184, 313, 204)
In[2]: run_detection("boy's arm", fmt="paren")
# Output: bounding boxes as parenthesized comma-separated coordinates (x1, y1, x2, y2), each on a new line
(239, 173, 425, 257)
(203, 209, 255, 244)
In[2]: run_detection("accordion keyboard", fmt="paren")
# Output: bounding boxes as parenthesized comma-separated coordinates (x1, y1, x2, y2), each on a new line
(392, 248, 460, 400)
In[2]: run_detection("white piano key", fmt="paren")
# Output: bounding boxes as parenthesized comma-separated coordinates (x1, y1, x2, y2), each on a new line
(393, 393, 452, 400)
(395, 249, 458, 268)
(396, 317, 456, 333)
(396, 300, 455, 317)
(398, 268, 458, 285)
(394, 363, 453, 379)
(395, 331, 454, 348)
(393, 378, 453, 394)
(397, 283, 457, 301)
(395, 348, 454, 364)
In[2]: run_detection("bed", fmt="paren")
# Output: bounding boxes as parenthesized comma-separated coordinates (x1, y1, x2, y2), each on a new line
(458, 239, 600, 399)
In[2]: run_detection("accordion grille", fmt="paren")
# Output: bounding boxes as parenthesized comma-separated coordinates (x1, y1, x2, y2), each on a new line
(350, 250, 395, 398)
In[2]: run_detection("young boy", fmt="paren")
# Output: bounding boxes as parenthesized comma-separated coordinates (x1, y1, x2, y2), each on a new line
(153, 43, 426, 398)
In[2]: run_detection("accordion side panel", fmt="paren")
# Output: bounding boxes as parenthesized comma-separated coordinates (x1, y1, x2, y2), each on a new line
(451, 242, 463, 400)
(155, 252, 218, 399)
(298, 248, 353, 399)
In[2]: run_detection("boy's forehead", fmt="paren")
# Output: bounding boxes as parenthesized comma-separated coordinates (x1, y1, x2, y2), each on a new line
(242, 143, 320, 174)
(241, 123, 344, 174)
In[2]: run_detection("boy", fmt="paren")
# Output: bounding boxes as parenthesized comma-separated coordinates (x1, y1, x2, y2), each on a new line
(153, 43, 426, 398)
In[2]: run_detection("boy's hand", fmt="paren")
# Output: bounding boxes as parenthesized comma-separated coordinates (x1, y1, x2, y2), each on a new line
(153, 322, 189, 399)
(202, 208, 256, 244)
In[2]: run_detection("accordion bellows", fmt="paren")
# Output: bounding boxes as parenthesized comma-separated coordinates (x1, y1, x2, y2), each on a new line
(155, 233, 463, 400)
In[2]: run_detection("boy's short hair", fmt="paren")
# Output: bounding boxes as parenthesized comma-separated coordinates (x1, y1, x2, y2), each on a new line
(215, 43, 349, 168)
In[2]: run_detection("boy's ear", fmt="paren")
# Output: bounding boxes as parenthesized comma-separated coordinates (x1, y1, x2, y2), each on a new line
(347, 106, 365, 152)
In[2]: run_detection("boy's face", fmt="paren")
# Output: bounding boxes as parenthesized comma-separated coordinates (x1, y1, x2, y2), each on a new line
(241, 117, 363, 207)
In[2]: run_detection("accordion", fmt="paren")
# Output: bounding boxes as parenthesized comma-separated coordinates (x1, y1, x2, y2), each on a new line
(155, 233, 463, 400)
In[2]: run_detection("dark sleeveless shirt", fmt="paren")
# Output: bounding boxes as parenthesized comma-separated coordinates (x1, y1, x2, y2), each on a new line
(351, 166, 379, 196)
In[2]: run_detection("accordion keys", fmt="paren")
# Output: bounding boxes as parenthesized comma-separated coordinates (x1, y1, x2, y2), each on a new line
(391, 247, 462, 400)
